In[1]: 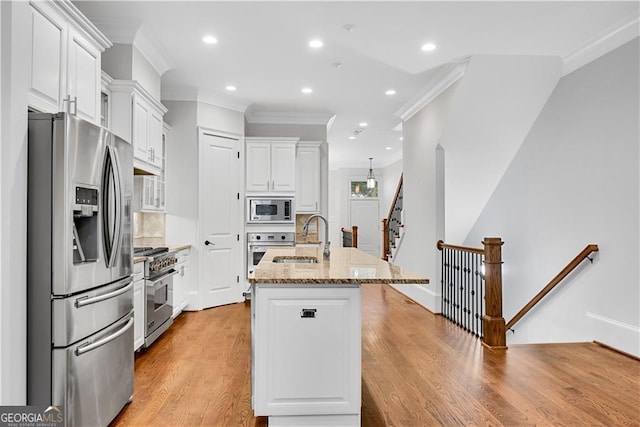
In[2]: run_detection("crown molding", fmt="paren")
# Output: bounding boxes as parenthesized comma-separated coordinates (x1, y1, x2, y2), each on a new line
(562, 14, 639, 76)
(109, 80, 168, 114)
(245, 110, 335, 126)
(395, 56, 469, 122)
(133, 28, 174, 77)
(161, 87, 249, 113)
(45, 0, 112, 49)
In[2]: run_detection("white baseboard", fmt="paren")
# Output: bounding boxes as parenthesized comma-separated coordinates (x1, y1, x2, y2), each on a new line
(586, 312, 640, 357)
(389, 283, 441, 313)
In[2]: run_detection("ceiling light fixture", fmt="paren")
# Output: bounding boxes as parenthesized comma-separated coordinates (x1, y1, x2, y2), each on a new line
(359, 122, 368, 127)
(309, 39, 323, 48)
(385, 146, 392, 150)
(225, 85, 236, 91)
(385, 89, 396, 96)
(301, 87, 313, 94)
(366, 158, 376, 189)
(421, 43, 436, 52)
(348, 136, 356, 140)
(202, 35, 218, 44)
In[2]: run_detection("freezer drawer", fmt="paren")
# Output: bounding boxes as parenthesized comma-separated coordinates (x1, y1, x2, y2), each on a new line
(53, 312, 134, 427)
(52, 276, 133, 347)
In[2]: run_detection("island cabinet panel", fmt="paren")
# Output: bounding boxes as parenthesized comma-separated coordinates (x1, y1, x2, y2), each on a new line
(253, 286, 361, 418)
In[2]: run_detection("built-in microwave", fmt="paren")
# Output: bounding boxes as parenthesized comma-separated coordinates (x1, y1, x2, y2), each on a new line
(247, 197, 294, 223)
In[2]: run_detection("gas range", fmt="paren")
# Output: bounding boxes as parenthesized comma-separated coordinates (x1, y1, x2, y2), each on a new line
(133, 247, 178, 278)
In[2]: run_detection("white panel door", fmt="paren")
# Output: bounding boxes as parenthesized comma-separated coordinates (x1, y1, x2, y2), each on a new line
(199, 132, 242, 309)
(67, 28, 100, 123)
(246, 142, 271, 192)
(132, 95, 149, 162)
(271, 143, 296, 192)
(350, 199, 379, 256)
(28, 4, 65, 113)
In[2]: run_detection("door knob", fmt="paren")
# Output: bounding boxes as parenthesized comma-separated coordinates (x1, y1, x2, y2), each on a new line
(205, 240, 214, 246)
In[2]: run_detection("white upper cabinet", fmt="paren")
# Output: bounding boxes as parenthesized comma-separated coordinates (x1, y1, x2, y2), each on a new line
(109, 80, 167, 175)
(246, 137, 298, 193)
(28, 1, 110, 124)
(295, 142, 321, 213)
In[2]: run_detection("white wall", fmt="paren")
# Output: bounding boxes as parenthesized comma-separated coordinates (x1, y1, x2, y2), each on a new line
(102, 43, 161, 100)
(132, 45, 161, 100)
(464, 38, 639, 356)
(438, 55, 562, 244)
(390, 83, 456, 311)
(0, 0, 29, 404)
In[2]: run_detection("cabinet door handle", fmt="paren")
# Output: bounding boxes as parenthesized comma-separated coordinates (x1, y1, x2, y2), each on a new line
(204, 240, 215, 246)
(301, 308, 317, 318)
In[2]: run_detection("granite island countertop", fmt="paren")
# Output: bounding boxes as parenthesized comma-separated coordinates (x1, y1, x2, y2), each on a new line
(249, 246, 429, 285)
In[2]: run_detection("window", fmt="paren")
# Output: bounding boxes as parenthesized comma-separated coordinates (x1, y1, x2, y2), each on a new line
(351, 180, 378, 198)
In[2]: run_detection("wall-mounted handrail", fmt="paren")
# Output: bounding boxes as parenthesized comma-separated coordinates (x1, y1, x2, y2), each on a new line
(505, 244, 599, 330)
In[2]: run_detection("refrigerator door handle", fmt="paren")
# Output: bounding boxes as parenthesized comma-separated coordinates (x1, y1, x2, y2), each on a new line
(74, 278, 133, 308)
(102, 145, 122, 268)
(75, 316, 134, 356)
(110, 145, 124, 266)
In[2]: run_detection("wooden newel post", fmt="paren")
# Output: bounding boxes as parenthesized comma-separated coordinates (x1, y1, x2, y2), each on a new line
(482, 237, 507, 349)
(382, 219, 389, 260)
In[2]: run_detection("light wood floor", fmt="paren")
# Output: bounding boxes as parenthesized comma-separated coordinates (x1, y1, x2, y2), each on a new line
(111, 284, 640, 426)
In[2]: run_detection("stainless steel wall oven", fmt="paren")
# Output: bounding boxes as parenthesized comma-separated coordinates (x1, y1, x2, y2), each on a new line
(247, 232, 296, 277)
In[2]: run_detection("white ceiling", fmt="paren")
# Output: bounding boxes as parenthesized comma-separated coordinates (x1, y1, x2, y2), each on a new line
(74, 1, 639, 169)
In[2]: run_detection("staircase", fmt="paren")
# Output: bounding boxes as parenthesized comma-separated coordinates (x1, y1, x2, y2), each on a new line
(382, 174, 404, 261)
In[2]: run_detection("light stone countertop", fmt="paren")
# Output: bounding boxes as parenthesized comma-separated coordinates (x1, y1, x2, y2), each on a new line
(133, 256, 146, 264)
(249, 246, 430, 285)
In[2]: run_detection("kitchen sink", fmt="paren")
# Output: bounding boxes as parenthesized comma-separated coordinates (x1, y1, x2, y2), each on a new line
(272, 256, 318, 264)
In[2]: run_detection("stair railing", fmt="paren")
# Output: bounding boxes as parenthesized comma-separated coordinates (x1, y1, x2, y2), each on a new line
(437, 238, 506, 349)
(340, 226, 358, 248)
(382, 173, 403, 260)
(505, 244, 599, 331)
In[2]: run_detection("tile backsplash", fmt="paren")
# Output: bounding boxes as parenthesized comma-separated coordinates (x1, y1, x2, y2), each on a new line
(295, 214, 319, 243)
(133, 212, 165, 247)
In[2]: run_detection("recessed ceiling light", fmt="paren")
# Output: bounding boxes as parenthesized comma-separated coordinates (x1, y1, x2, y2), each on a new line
(385, 146, 392, 150)
(202, 35, 218, 44)
(302, 87, 313, 94)
(225, 85, 236, 92)
(421, 43, 436, 52)
(385, 89, 396, 96)
(348, 136, 356, 140)
(359, 122, 368, 127)
(400, 137, 404, 140)
(309, 39, 323, 48)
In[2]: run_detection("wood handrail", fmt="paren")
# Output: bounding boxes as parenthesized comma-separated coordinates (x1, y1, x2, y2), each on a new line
(386, 173, 403, 221)
(436, 240, 484, 255)
(505, 244, 599, 330)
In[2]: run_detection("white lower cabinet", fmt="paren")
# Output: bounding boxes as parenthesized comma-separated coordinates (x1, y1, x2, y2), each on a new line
(133, 262, 145, 352)
(253, 285, 361, 421)
(171, 248, 190, 318)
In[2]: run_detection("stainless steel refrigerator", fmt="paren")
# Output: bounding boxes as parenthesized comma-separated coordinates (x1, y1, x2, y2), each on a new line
(27, 112, 134, 426)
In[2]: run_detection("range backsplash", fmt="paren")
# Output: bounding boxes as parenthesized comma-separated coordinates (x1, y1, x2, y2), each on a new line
(133, 211, 165, 247)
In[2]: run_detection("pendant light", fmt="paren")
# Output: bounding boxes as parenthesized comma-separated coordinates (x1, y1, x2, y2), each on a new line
(366, 157, 376, 189)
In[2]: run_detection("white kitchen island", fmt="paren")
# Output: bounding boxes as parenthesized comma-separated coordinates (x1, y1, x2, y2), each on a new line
(249, 247, 429, 426)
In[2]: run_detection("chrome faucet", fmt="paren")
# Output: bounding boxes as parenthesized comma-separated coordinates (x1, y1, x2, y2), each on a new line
(302, 214, 330, 259)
